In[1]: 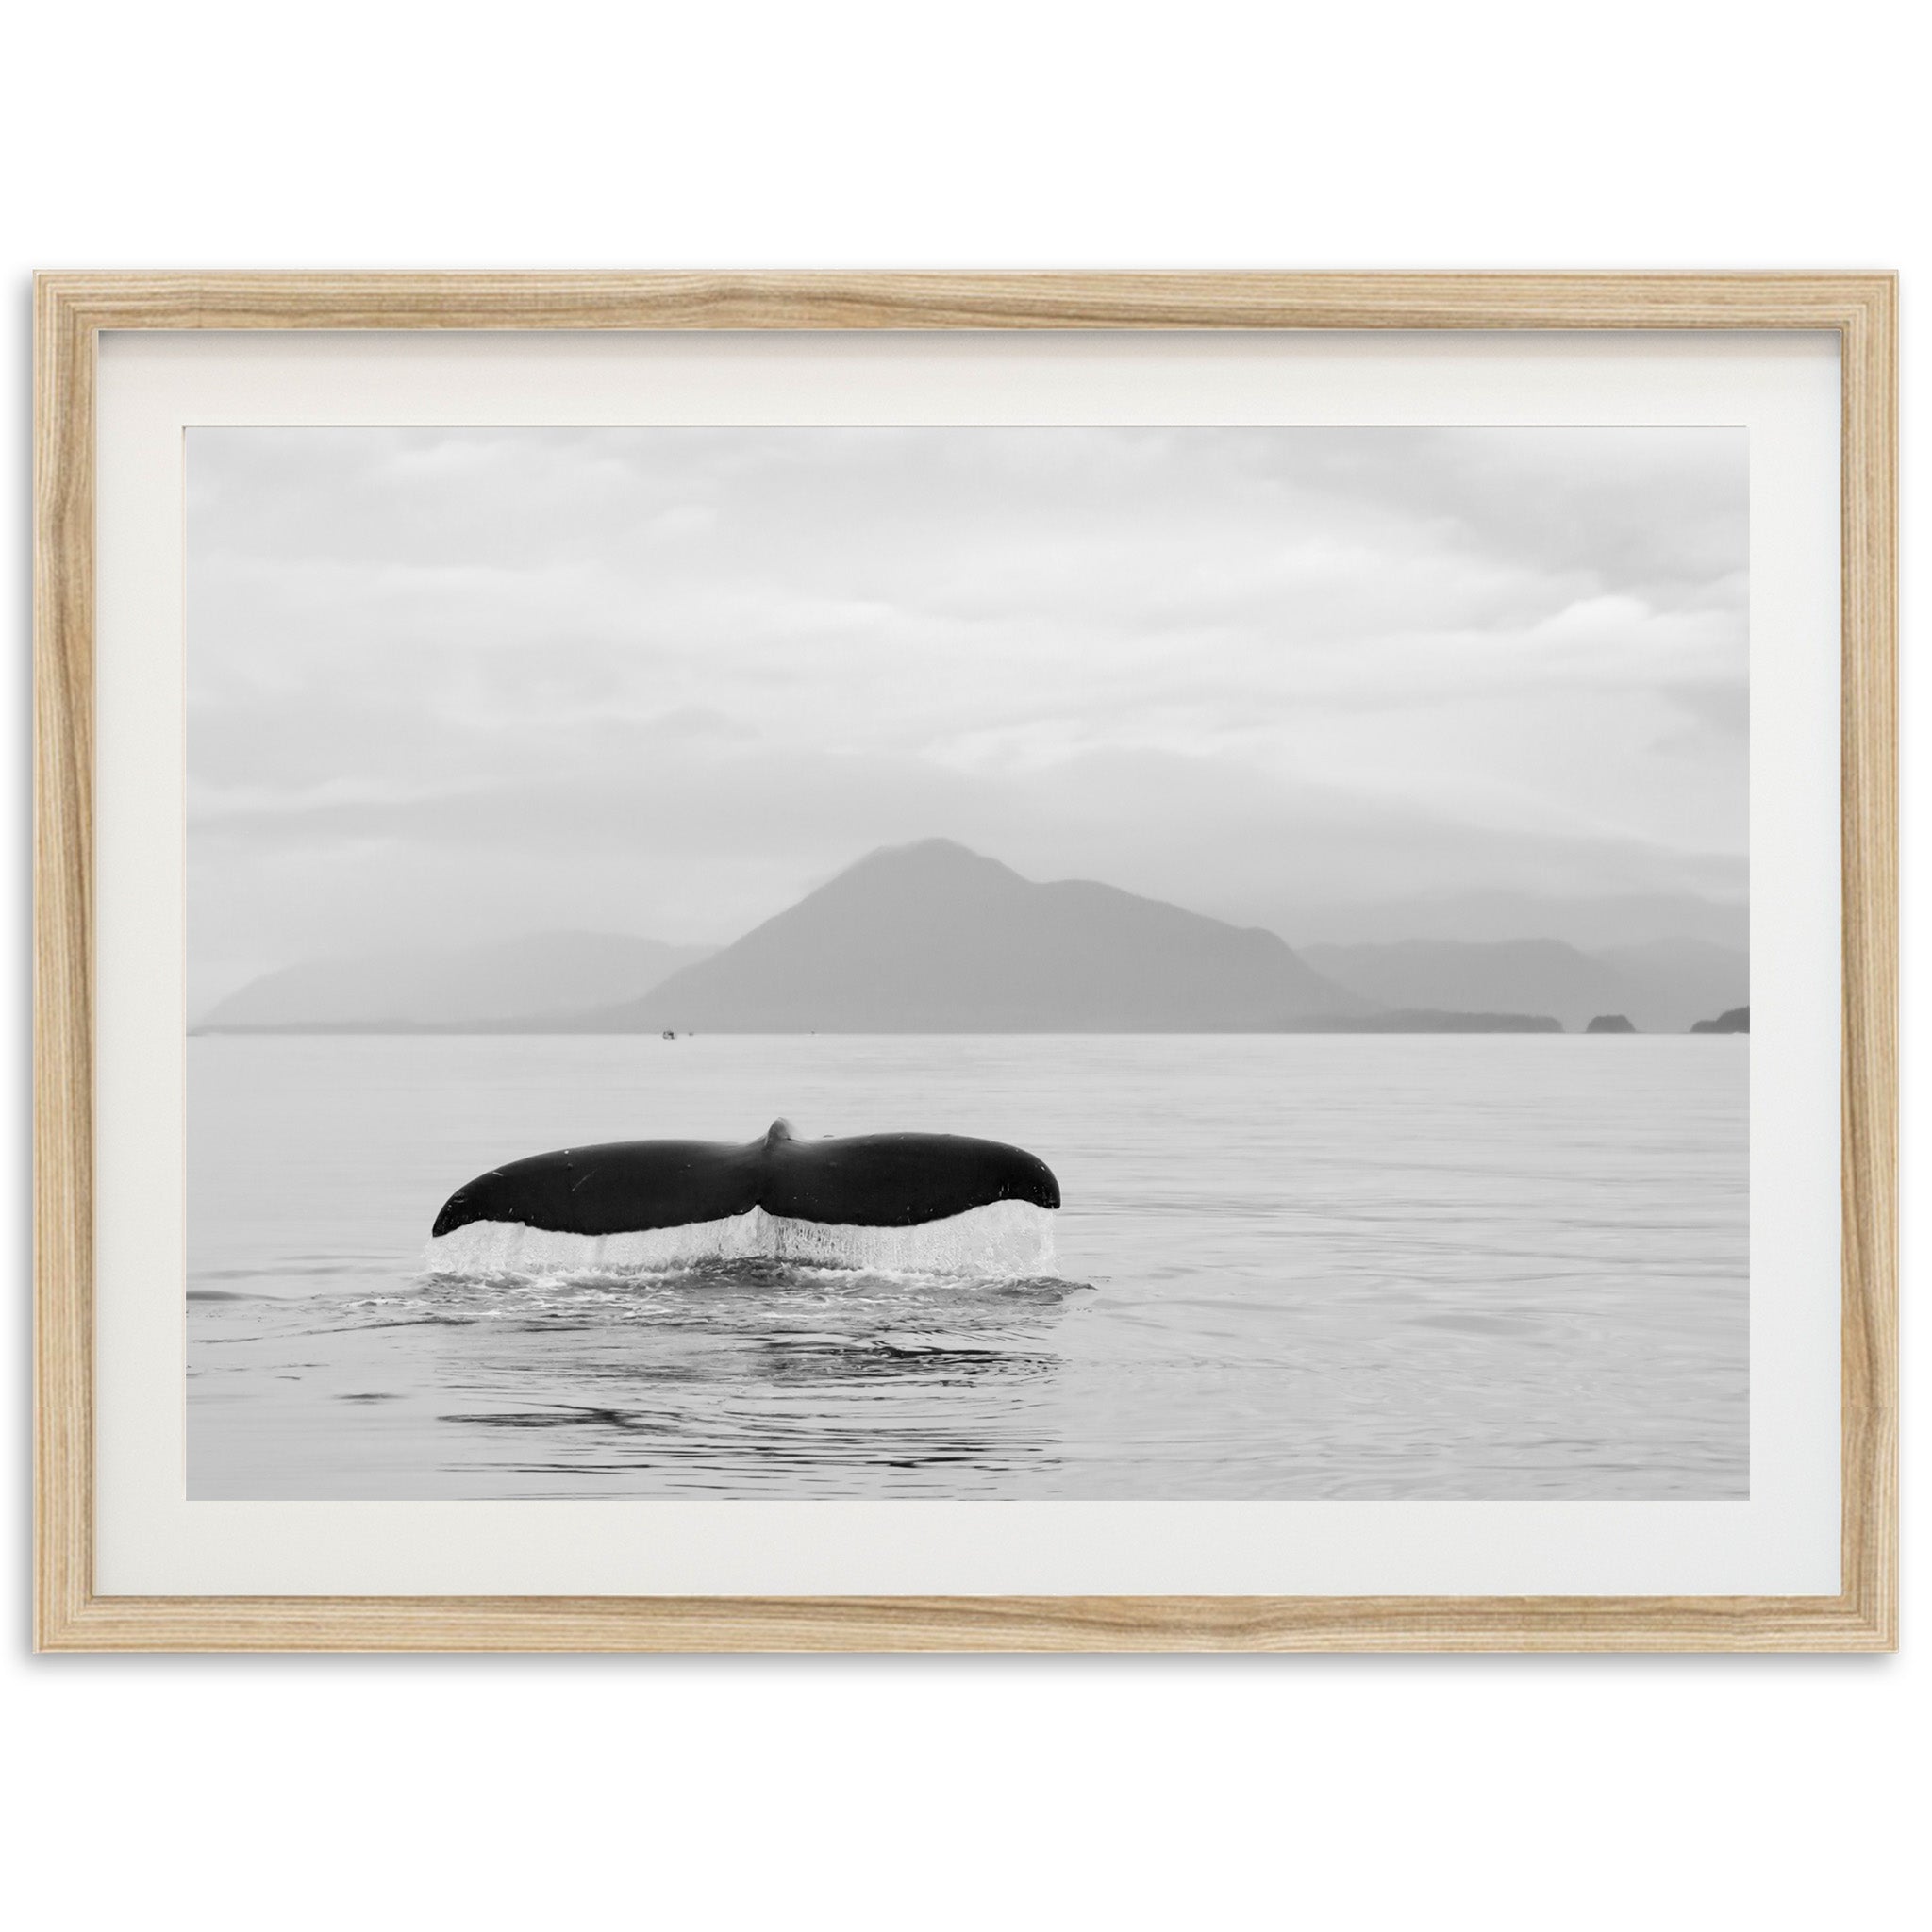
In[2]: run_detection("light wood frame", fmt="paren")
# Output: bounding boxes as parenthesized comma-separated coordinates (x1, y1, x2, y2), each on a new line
(33, 273, 1898, 1652)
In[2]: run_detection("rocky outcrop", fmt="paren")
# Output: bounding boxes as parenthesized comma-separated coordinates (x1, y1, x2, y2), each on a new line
(1301, 935, 1747, 1035)
(1690, 1005, 1750, 1034)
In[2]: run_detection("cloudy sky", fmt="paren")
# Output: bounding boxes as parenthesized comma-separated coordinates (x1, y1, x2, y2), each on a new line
(188, 425, 1748, 1006)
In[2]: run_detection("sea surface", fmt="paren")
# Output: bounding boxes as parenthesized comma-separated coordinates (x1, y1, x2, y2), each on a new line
(188, 1034, 1748, 1500)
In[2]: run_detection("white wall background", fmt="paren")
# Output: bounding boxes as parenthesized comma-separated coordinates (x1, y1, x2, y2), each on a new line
(3, 4, 1921, 1925)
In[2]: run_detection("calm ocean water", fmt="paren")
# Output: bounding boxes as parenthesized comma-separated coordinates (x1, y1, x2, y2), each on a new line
(188, 1033, 1748, 1500)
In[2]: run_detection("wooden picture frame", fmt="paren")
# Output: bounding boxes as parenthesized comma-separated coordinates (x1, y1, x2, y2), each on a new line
(34, 272, 1897, 1652)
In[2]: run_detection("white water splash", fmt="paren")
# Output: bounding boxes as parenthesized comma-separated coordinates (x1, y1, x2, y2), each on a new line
(423, 1198, 1056, 1278)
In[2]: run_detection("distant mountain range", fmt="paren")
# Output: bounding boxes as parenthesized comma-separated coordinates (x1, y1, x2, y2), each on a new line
(195, 840, 1746, 1036)
(1274, 890, 1749, 952)
(198, 931, 714, 1029)
(579, 840, 1370, 1032)
(1299, 936, 1748, 1036)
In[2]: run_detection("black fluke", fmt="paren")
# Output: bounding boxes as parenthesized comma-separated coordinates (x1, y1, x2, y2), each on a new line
(431, 1119, 1060, 1239)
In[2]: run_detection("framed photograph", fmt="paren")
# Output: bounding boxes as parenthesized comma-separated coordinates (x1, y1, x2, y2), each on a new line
(34, 274, 1896, 1651)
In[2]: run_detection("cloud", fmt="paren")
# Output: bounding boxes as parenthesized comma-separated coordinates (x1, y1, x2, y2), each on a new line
(188, 426, 1748, 980)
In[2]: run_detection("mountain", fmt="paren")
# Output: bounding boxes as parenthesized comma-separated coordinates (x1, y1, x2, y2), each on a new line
(577, 839, 1372, 1032)
(197, 931, 716, 1030)
(1299, 937, 1748, 1034)
(1300, 939, 1641, 1033)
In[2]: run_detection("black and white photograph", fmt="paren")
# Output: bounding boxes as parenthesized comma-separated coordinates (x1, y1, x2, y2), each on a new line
(11, 0, 1924, 1917)
(187, 424, 1750, 1503)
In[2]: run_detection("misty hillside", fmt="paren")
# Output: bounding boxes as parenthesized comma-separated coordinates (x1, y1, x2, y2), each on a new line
(1274, 891, 1749, 953)
(579, 839, 1373, 1032)
(199, 931, 716, 1029)
(1300, 937, 1748, 1034)
(1590, 939, 1751, 1032)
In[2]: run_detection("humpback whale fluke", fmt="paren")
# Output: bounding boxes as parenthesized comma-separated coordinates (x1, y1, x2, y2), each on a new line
(426, 1121, 1060, 1274)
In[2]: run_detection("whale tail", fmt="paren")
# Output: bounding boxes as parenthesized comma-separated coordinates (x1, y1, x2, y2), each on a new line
(425, 1122, 1060, 1277)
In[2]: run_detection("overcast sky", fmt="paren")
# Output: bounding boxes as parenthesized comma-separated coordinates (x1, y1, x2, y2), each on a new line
(188, 425, 1748, 1003)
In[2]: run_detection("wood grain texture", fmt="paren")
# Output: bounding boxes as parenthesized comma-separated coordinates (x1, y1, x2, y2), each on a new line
(20, 270, 1905, 336)
(34, 275, 96, 1657)
(1836, 278, 1901, 1652)
(32, 273, 1899, 1652)
(25, 1590, 1905, 1654)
